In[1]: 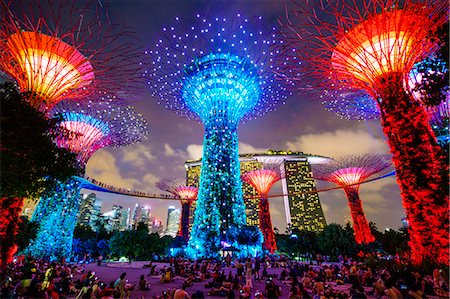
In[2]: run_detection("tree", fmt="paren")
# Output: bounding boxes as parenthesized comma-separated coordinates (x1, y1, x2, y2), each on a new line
(0, 83, 81, 268)
(317, 224, 357, 260)
(14, 216, 38, 252)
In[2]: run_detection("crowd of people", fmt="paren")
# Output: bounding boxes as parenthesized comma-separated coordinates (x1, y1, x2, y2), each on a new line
(1, 254, 448, 299)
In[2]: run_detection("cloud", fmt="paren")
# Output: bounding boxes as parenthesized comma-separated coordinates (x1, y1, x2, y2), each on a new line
(85, 150, 140, 189)
(239, 142, 267, 154)
(141, 173, 161, 192)
(121, 144, 156, 167)
(186, 144, 203, 160)
(185, 141, 268, 161)
(285, 129, 389, 157)
(164, 143, 175, 156)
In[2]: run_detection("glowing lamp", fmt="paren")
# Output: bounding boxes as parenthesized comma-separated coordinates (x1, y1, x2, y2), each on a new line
(6, 32, 94, 106)
(332, 10, 424, 87)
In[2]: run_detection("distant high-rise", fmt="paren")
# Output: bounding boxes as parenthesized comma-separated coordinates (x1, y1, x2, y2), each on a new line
(102, 205, 123, 232)
(131, 203, 142, 229)
(186, 150, 329, 233)
(77, 193, 98, 226)
(119, 209, 129, 231)
(165, 206, 180, 237)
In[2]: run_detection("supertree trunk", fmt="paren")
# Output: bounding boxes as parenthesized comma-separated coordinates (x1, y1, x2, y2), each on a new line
(376, 73, 449, 265)
(27, 178, 81, 261)
(189, 119, 246, 257)
(343, 188, 375, 245)
(0, 197, 23, 269)
(259, 196, 277, 253)
(180, 201, 191, 240)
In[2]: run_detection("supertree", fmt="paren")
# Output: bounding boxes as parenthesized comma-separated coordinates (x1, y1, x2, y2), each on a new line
(322, 57, 449, 147)
(0, 0, 141, 111)
(156, 178, 198, 241)
(281, 0, 449, 265)
(313, 154, 391, 244)
(242, 163, 284, 253)
(144, 14, 295, 257)
(27, 97, 148, 260)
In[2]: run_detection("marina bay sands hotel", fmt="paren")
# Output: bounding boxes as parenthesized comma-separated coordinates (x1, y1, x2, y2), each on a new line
(185, 150, 329, 232)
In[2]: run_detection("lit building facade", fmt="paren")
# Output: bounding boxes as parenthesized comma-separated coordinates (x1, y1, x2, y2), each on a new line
(186, 150, 329, 233)
(77, 193, 99, 227)
(165, 206, 180, 237)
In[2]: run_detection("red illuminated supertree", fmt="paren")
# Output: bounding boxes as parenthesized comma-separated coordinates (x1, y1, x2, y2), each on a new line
(242, 164, 284, 253)
(0, 0, 141, 111)
(313, 154, 392, 244)
(281, 0, 449, 265)
(156, 179, 198, 241)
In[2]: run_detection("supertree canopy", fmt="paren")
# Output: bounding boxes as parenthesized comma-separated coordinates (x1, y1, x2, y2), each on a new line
(27, 97, 148, 260)
(242, 163, 284, 253)
(156, 178, 198, 241)
(49, 96, 148, 164)
(0, 0, 141, 111)
(313, 154, 392, 244)
(144, 14, 294, 257)
(281, 0, 449, 265)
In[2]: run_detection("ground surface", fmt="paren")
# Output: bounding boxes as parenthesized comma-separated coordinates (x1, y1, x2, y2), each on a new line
(66, 261, 379, 299)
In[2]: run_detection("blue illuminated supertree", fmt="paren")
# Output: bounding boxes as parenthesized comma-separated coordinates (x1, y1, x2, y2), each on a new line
(144, 14, 295, 257)
(27, 96, 148, 261)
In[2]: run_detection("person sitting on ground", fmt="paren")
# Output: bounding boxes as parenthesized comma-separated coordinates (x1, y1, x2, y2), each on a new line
(114, 272, 131, 299)
(138, 275, 150, 291)
(161, 268, 173, 283)
(174, 284, 191, 299)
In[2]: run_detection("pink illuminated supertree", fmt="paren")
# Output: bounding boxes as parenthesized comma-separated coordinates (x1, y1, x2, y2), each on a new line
(156, 179, 198, 240)
(280, 0, 449, 265)
(242, 164, 284, 253)
(313, 154, 392, 244)
(25, 96, 148, 260)
(49, 95, 148, 165)
(0, 0, 141, 111)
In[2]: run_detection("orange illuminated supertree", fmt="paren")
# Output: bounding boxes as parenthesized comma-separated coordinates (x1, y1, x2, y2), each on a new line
(242, 164, 284, 253)
(156, 179, 198, 241)
(0, 0, 141, 111)
(281, 0, 449, 265)
(313, 154, 392, 244)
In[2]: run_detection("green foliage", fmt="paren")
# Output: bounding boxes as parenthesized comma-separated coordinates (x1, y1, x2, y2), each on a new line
(316, 223, 357, 260)
(0, 82, 82, 198)
(413, 22, 449, 107)
(74, 225, 97, 241)
(14, 216, 39, 252)
(109, 231, 173, 260)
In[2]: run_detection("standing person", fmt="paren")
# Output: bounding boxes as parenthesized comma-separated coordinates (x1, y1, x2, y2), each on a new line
(114, 272, 131, 299)
(97, 255, 103, 266)
(254, 258, 261, 281)
(236, 260, 244, 278)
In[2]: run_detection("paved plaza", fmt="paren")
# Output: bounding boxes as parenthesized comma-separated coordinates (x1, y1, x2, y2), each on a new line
(66, 261, 377, 299)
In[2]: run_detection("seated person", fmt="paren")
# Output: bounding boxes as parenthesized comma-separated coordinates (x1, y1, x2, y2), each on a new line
(138, 275, 150, 291)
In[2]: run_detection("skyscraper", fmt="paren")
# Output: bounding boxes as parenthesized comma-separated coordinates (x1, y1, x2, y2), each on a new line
(165, 206, 180, 237)
(186, 150, 329, 233)
(77, 193, 98, 226)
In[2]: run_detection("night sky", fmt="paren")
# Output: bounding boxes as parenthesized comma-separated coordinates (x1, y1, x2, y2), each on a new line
(83, 0, 405, 232)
